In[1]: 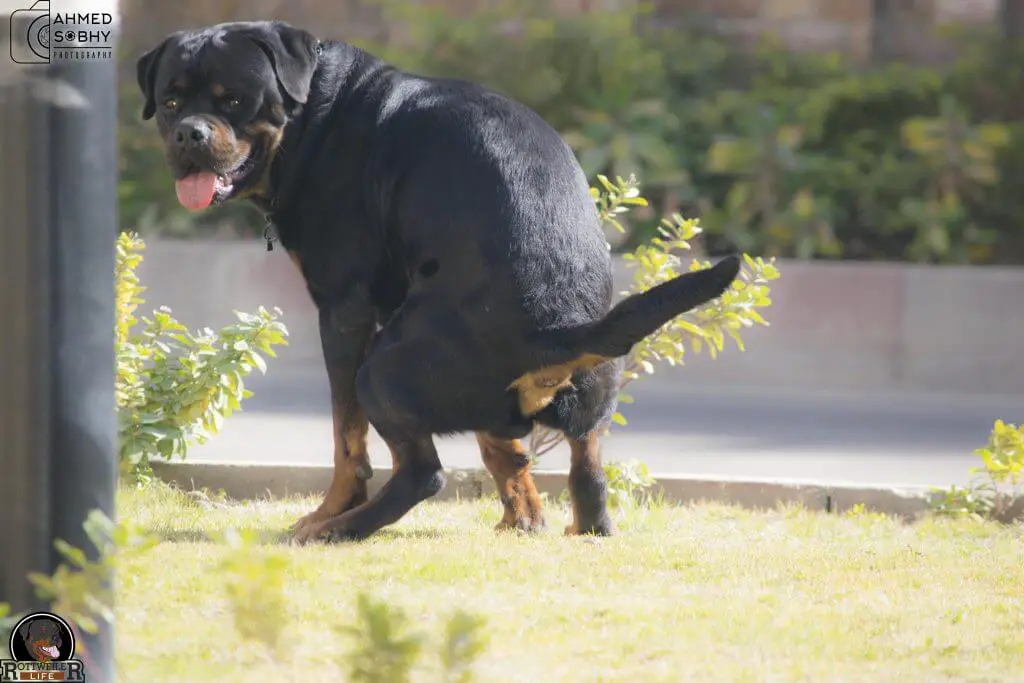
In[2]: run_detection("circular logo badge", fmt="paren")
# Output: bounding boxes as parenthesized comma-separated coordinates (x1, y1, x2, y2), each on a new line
(8, 612, 75, 663)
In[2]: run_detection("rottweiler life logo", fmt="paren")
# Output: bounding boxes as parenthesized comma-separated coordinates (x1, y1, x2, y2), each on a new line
(1, 613, 85, 681)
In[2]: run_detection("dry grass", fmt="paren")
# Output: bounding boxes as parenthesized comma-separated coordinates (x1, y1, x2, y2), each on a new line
(116, 484, 1024, 682)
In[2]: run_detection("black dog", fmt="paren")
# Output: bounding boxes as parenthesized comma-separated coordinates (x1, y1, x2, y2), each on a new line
(19, 619, 63, 662)
(136, 21, 740, 542)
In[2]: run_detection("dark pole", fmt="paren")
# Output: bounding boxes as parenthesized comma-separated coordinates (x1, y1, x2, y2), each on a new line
(47, 40, 119, 683)
(1, 5, 119, 682)
(0, 21, 53, 620)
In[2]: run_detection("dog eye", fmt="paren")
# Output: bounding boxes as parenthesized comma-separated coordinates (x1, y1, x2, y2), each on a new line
(224, 97, 241, 111)
(163, 97, 180, 110)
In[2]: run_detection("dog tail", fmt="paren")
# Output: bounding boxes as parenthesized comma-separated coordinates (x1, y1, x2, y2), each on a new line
(532, 255, 741, 366)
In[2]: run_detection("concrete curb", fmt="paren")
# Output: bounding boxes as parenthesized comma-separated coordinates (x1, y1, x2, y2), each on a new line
(151, 461, 949, 521)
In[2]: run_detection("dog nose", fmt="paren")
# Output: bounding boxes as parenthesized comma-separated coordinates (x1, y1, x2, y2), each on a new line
(173, 118, 212, 150)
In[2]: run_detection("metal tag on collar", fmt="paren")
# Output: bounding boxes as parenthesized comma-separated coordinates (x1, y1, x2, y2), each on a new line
(263, 216, 277, 252)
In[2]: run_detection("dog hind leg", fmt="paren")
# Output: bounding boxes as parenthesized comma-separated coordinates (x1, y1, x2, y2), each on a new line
(533, 362, 620, 537)
(309, 435, 446, 542)
(565, 432, 614, 536)
(476, 432, 545, 532)
(299, 338, 453, 541)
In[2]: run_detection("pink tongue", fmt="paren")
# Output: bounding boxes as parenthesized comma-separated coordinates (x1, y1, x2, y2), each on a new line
(175, 172, 218, 211)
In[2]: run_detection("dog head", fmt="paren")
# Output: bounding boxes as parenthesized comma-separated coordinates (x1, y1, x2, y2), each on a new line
(136, 21, 319, 211)
(19, 620, 62, 663)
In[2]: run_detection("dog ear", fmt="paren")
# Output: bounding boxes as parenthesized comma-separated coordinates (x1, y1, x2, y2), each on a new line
(253, 22, 319, 111)
(136, 34, 180, 121)
(18, 622, 32, 640)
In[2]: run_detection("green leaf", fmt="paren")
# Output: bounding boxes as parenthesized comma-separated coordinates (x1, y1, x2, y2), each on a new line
(53, 540, 89, 569)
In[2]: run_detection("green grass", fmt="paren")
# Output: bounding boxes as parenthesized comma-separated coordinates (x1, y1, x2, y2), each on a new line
(117, 484, 1024, 682)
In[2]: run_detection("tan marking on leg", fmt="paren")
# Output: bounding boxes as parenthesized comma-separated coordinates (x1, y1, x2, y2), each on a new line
(476, 432, 545, 532)
(291, 397, 372, 542)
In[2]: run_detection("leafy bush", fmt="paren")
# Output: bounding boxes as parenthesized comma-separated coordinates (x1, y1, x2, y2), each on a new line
(932, 419, 1024, 521)
(116, 233, 289, 481)
(529, 175, 780, 457)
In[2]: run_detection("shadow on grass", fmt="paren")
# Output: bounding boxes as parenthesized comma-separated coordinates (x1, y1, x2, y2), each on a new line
(137, 528, 285, 544)
(141, 525, 450, 545)
(376, 528, 448, 541)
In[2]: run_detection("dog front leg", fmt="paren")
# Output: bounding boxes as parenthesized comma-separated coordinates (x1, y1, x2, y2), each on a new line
(291, 304, 376, 541)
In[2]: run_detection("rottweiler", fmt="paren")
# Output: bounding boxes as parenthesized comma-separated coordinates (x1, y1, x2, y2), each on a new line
(19, 619, 63, 662)
(135, 21, 740, 542)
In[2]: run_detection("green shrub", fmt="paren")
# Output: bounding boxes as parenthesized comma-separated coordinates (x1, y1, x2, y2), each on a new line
(115, 233, 289, 481)
(528, 175, 780, 457)
(931, 419, 1024, 521)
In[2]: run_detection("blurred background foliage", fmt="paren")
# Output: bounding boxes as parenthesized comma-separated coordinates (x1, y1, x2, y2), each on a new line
(118, 0, 1024, 265)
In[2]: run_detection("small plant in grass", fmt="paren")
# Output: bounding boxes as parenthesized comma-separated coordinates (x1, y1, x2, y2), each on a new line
(340, 593, 489, 683)
(25, 511, 158, 635)
(603, 459, 657, 510)
(115, 232, 289, 482)
(215, 527, 290, 656)
(0, 510, 159, 674)
(440, 611, 489, 683)
(528, 175, 781, 457)
(931, 419, 1024, 520)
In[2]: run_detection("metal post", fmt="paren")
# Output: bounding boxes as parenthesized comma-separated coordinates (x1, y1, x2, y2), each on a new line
(47, 43, 119, 683)
(0, 13, 53, 619)
(1, 3, 119, 681)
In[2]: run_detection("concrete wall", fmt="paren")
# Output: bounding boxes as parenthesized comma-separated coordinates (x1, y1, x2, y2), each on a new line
(136, 238, 1024, 395)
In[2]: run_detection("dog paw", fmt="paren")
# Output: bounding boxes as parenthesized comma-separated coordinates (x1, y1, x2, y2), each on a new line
(290, 523, 331, 546)
(495, 515, 546, 534)
(290, 506, 333, 533)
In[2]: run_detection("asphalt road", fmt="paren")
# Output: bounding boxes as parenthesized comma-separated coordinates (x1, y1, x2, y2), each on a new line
(187, 367, 1021, 487)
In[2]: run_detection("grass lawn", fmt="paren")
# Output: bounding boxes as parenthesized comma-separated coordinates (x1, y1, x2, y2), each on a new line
(117, 484, 1024, 682)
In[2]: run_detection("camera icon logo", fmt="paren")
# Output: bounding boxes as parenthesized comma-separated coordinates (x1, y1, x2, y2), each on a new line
(10, 0, 51, 64)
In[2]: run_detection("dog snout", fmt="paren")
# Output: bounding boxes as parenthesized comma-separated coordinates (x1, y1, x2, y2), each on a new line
(173, 117, 213, 151)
